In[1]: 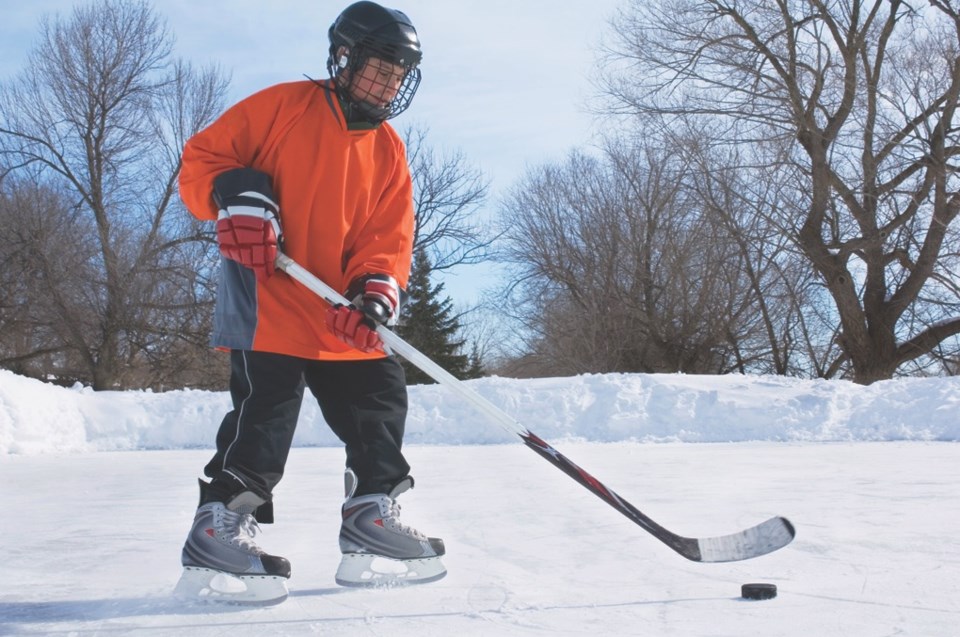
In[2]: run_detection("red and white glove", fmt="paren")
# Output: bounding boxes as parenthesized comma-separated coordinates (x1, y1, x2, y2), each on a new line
(325, 274, 400, 353)
(213, 168, 282, 282)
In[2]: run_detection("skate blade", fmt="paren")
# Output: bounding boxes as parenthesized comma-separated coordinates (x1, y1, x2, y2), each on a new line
(335, 553, 447, 587)
(174, 566, 289, 605)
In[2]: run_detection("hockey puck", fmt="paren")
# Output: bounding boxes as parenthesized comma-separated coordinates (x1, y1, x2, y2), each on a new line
(741, 583, 777, 600)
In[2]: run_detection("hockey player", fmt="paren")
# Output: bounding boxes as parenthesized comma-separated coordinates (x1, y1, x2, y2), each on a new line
(173, 1, 444, 604)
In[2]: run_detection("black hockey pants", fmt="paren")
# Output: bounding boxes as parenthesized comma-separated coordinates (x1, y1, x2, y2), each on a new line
(203, 350, 410, 514)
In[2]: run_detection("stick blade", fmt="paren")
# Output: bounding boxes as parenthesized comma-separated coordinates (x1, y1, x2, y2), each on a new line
(694, 516, 796, 563)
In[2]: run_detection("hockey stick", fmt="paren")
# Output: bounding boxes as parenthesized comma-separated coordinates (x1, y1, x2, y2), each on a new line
(276, 253, 795, 562)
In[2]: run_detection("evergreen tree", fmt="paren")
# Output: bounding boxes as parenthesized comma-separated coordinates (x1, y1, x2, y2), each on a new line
(397, 249, 483, 384)
(465, 343, 485, 379)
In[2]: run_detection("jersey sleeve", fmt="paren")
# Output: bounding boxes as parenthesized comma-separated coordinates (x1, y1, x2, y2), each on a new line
(178, 86, 286, 221)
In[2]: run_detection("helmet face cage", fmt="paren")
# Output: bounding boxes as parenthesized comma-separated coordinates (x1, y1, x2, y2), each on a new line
(331, 44, 421, 122)
(327, 3, 422, 122)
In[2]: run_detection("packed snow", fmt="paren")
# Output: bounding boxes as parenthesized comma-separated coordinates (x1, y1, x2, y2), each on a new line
(1, 368, 957, 635)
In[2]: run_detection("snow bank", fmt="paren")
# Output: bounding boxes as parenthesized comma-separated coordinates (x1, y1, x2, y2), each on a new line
(1, 368, 957, 454)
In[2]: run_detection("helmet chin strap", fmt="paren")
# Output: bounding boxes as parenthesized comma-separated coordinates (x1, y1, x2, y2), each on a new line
(353, 100, 391, 123)
(345, 98, 391, 124)
(335, 74, 392, 124)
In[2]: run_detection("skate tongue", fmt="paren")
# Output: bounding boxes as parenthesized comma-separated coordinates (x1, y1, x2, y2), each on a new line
(388, 476, 414, 499)
(228, 490, 266, 515)
(343, 472, 415, 502)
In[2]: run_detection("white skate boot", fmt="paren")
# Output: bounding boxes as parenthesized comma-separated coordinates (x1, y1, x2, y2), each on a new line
(336, 470, 446, 587)
(175, 489, 290, 605)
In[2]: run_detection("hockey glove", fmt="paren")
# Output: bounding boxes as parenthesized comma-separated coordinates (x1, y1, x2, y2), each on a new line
(325, 274, 400, 353)
(213, 168, 282, 282)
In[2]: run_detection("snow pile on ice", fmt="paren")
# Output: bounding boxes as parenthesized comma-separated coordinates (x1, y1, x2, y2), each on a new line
(1, 368, 957, 454)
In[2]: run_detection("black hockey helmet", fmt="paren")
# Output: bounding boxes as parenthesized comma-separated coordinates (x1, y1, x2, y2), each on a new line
(327, 1, 422, 122)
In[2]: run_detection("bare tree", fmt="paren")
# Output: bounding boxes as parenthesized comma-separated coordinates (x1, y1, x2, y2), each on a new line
(0, 0, 229, 389)
(498, 139, 784, 376)
(0, 176, 95, 381)
(403, 124, 493, 273)
(598, 0, 960, 383)
(679, 134, 837, 376)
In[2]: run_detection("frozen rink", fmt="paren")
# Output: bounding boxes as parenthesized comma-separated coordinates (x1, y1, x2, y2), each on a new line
(1, 371, 958, 635)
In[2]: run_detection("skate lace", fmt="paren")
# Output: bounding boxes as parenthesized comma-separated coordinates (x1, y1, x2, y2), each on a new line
(221, 508, 263, 553)
(385, 499, 427, 540)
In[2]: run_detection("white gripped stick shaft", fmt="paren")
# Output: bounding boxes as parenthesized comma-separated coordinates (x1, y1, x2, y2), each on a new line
(274, 252, 796, 562)
(275, 253, 529, 438)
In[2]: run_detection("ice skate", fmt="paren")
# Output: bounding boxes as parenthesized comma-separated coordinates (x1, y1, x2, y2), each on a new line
(336, 470, 446, 587)
(174, 490, 291, 605)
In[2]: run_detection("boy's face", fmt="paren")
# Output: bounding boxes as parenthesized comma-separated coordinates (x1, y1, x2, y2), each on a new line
(347, 56, 407, 108)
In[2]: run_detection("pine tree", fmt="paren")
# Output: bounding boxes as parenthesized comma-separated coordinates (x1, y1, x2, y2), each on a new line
(397, 249, 482, 384)
(465, 343, 485, 379)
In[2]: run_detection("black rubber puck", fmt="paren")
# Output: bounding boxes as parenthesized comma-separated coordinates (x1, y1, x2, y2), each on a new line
(741, 583, 777, 600)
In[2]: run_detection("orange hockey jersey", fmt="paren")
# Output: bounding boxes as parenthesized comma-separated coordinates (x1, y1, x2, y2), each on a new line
(179, 79, 415, 360)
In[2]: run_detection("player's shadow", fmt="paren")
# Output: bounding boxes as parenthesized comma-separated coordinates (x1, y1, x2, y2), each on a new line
(0, 597, 242, 627)
(0, 588, 344, 633)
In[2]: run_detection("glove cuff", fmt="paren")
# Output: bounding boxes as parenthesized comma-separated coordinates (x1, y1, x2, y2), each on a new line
(347, 274, 401, 326)
(213, 168, 278, 211)
(213, 168, 282, 250)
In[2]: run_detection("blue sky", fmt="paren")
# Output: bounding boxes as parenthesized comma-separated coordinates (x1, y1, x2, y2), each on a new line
(1, 0, 624, 303)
